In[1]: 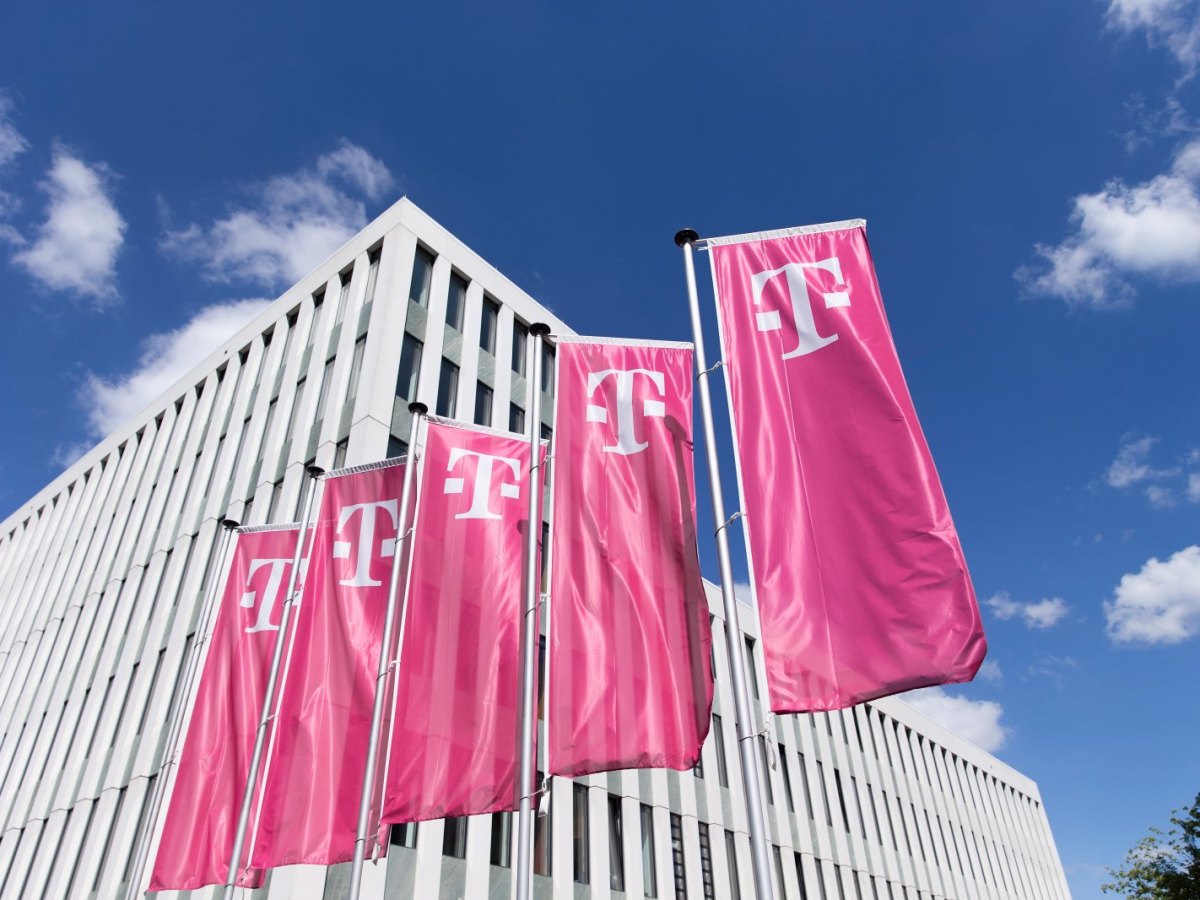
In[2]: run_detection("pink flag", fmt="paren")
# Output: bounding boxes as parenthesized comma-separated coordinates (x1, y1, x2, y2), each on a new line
(150, 524, 301, 891)
(249, 461, 408, 871)
(708, 221, 986, 713)
(548, 338, 713, 777)
(381, 418, 532, 822)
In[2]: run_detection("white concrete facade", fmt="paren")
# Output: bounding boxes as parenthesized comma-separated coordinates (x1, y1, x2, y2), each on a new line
(0, 198, 1071, 899)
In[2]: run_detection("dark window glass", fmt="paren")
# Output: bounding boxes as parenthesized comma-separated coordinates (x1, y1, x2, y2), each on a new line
(725, 830, 741, 900)
(533, 771, 551, 876)
(480, 297, 500, 354)
(512, 320, 529, 375)
(641, 804, 657, 898)
(713, 715, 729, 787)
(447, 272, 468, 331)
(758, 736, 774, 805)
(609, 795, 625, 891)
(509, 403, 526, 434)
(474, 382, 494, 426)
(409, 247, 435, 307)
(779, 743, 795, 812)
(490, 812, 512, 867)
(436, 358, 459, 417)
(573, 785, 589, 884)
(670, 813, 686, 900)
(442, 816, 467, 858)
(699, 823, 716, 900)
(395, 334, 423, 403)
(390, 822, 418, 848)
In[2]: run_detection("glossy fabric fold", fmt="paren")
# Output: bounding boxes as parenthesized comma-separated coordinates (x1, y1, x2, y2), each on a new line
(149, 527, 300, 891)
(548, 340, 713, 777)
(381, 419, 530, 822)
(249, 463, 407, 869)
(710, 224, 986, 713)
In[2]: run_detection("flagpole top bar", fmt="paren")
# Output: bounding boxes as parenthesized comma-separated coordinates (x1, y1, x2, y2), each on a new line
(305, 464, 326, 479)
(674, 228, 700, 248)
(408, 401, 428, 416)
(220, 517, 240, 531)
(530, 322, 551, 338)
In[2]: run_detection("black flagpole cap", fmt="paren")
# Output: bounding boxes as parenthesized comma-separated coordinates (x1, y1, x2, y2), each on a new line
(305, 464, 326, 479)
(408, 401, 429, 416)
(530, 322, 551, 338)
(674, 228, 700, 248)
(219, 517, 241, 531)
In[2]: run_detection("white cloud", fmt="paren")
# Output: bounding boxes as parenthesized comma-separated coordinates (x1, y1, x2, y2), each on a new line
(1105, 544, 1200, 644)
(1017, 138, 1200, 307)
(978, 659, 1004, 683)
(0, 91, 27, 169)
(733, 581, 755, 606)
(1108, 0, 1200, 74)
(1106, 434, 1174, 487)
(80, 299, 271, 437)
(162, 141, 394, 290)
(1188, 472, 1200, 501)
(984, 591, 1070, 629)
(12, 149, 126, 304)
(901, 687, 1009, 753)
(1146, 484, 1178, 507)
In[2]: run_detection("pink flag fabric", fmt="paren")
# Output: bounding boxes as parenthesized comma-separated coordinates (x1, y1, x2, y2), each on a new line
(548, 338, 713, 777)
(248, 461, 408, 871)
(381, 418, 532, 822)
(150, 524, 301, 891)
(708, 221, 986, 713)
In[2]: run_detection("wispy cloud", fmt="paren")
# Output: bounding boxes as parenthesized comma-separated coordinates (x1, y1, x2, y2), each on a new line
(11, 148, 127, 305)
(1108, 0, 1200, 75)
(978, 659, 1004, 683)
(0, 91, 28, 246)
(1024, 652, 1080, 687)
(79, 298, 271, 438)
(1105, 544, 1200, 644)
(985, 591, 1070, 629)
(901, 687, 1009, 753)
(162, 141, 394, 290)
(1016, 138, 1200, 308)
(1106, 434, 1175, 487)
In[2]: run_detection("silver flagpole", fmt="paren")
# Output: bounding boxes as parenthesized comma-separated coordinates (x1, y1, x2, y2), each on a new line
(122, 516, 240, 900)
(675, 229, 776, 900)
(223, 464, 325, 900)
(347, 402, 428, 900)
(515, 323, 550, 900)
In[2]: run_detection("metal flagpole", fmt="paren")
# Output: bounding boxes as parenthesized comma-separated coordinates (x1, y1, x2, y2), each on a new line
(223, 464, 325, 899)
(675, 229, 776, 900)
(347, 401, 428, 900)
(515, 323, 550, 900)
(122, 516, 240, 900)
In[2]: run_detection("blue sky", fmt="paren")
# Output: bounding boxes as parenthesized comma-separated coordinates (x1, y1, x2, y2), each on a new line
(1, 2, 1198, 896)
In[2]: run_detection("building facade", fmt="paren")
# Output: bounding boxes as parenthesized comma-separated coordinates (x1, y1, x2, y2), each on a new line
(0, 199, 1071, 899)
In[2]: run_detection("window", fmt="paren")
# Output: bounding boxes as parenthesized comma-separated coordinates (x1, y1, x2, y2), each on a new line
(442, 816, 468, 858)
(387, 436, 407, 459)
(773, 845, 786, 900)
(447, 272, 468, 331)
(758, 736, 774, 805)
(364, 249, 381, 306)
(541, 343, 556, 395)
(409, 247, 435, 307)
(608, 795, 625, 891)
(670, 813, 686, 899)
(712, 715, 730, 787)
(817, 761, 833, 827)
(436, 358, 459, 417)
(333, 438, 349, 470)
(778, 743, 795, 811)
(698, 823, 716, 900)
(512, 320, 529, 375)
(395, 334, 423, 403)
(334, 268, 353, 326)
(693, 750, 704, 780)
(534, 771, 551, 876)
(314, 358, 335, 424)
(266, 477, 285, 522)
(573, 785, 589, 884)
(835, 770, 851, 832)
(509, 403, 526, 434)
(344, 335, 367, 405)
(795, 852, 809, 900)
(480, 297, 500, 354)
(641, 804, 657, 899)
(490, 812, 512, 867)
(725, 830, 741, 900)
(537, 636, 547, 720)
(390, 822, 418, 849)
(744, 637, 760, 699)
(474, 382, 494, 426)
